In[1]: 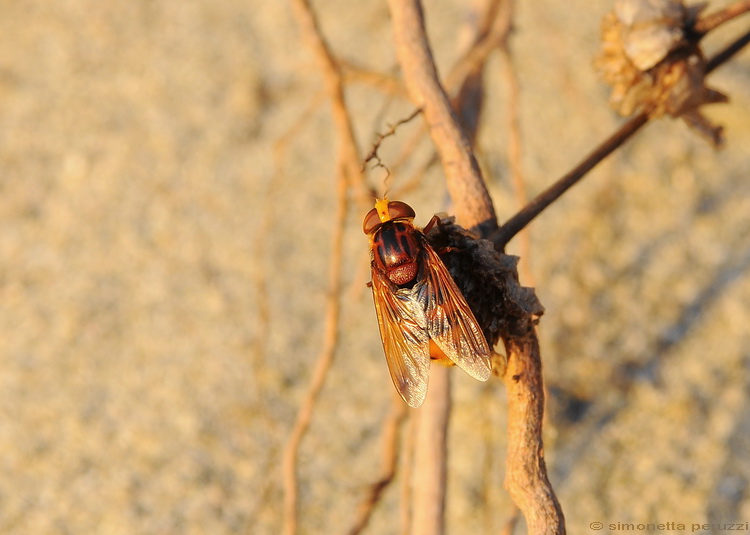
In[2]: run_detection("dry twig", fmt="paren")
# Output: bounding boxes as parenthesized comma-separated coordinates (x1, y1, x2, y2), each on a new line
(347, 396, 408, 535)
(502, 326, 565, 534)
(444, 0, 511, 91)
(282, 1, 365, 534)
(492, 22, 750, 250)
(362, 108, 424, 174)
(290, 0, 368, 204)
(367, 0, 523, 203)
(400, 413, 417, 534)
(387, 0, 497, 233)
(281, 162, 348, 535)
(706, 27, 750, 72)
(386, 0, 489, 531)
(386, 1, 565, 534)
(265, 91, 327, 531)
(490, 111, 650, 250)
(693, 0, 750, 34)
(494, 0, 535, 285)
(408, 366, 451, 535)
(341, 59, 409, 98)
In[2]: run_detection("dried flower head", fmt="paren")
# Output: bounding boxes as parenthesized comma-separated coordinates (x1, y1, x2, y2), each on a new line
(595, 0, 728, 146)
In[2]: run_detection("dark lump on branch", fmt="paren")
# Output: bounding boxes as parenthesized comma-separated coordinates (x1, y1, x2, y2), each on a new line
(425, 215, 544, 349)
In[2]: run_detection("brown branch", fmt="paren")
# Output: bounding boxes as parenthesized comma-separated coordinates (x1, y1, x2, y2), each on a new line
(340, 60, 409, 98)
(449, 0, 510, 155)
(400, 414, 417, 534)
(281, 160, 348, 535)
(408, 366, 451, 535)
(490, 112, 649, 250)
(492, 23, 750, 250)
(385, 1, 497, 532)
(694, 0, 750, 35)
(268, 92, 326, 535)
(362, 107, 423, 173)
(495, 0, 535, 285)
(706, 27, 750, 73)
(386, 0, 497, 233)
(290, 0, 368, 205)
(379, 0, 513, 200)
(445, 0, 511, 91)
(343, 0, 516, 195)
(346, 396, 408, 535)
(283, 1, 365, 534)
(387, 2, 565, 535)
(375, 0, 515, 204)
(503, 324, 565, 534)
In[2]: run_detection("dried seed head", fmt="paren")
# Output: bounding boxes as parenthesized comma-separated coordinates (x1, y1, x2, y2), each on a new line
(594, 0, 727, 146)
(615, 0, 687, 70)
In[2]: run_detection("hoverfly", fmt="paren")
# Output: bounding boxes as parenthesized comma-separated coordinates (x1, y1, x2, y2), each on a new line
(363, 198, 492, 407)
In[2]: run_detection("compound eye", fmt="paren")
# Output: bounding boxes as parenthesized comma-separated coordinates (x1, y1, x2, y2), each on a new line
(363, 207, 382, 234)
(387, 201, 415, 221)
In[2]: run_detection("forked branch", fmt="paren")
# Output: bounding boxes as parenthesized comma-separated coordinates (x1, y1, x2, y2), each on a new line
(386, 1, 565, 534)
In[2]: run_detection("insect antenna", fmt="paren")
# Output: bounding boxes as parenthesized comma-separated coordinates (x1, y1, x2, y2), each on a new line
(382, 167, 393, 200)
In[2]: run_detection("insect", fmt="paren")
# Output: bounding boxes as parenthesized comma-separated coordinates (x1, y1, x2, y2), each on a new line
(363, 198, 492, 407)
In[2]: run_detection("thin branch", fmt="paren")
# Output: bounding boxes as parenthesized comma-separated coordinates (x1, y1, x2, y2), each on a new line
(496, 0, 535, 285)
(444, 0, 511, 91)
(694, 0, 750, 35)
(388, 2, 566, 535)
(386, 0, 497, 232)
(490, 112, 649, 250)
(372, 0, 518, 205)
(449, 0, 505, 153)
(385, 2, 498, 533)
(502, 325, 566, 534)
(492, 21, 750, 250)
(362, 107, 423, 173)
(706, 27, 750, 73)
(266, 92, 326, 535)
(340, 60, 409, 98)
(408, 366, 451, 535)
(283, 1, 364, 533)
(378, 0, 514, 201)
(281, 160, 348, 535)
(400, 413, 416, 535)
(346, 396, 408, 535)
(291, 0, 368, 205)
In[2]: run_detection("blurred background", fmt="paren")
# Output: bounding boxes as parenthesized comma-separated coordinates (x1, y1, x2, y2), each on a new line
(1, 1, 749, 533)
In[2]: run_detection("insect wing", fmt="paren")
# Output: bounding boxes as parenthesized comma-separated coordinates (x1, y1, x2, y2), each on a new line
(370, 267, 430, 407)
(419, 245, 492, 381)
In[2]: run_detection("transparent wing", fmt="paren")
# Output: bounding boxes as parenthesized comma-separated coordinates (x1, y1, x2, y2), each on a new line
(370, 267, 431, 407)
(419, 245, 492, 381)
